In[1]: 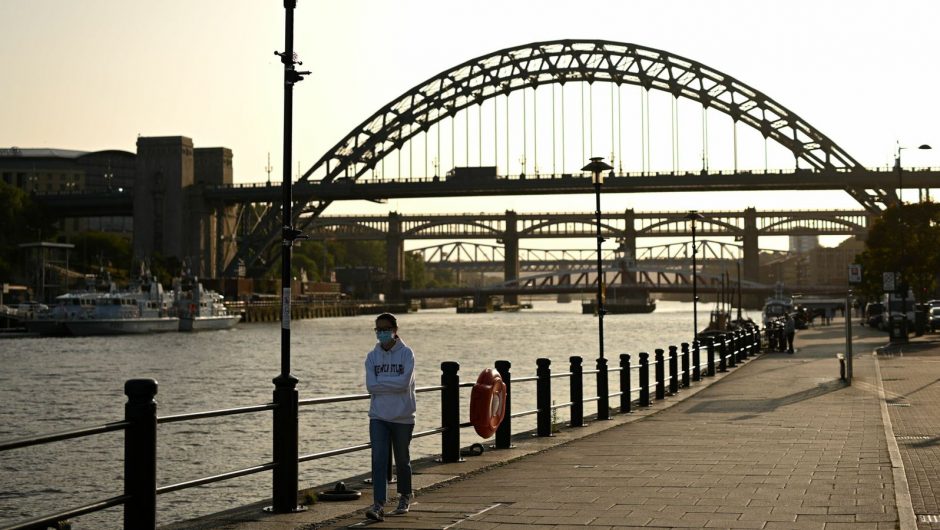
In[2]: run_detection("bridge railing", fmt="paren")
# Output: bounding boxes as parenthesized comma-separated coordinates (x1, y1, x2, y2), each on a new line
(0, 325, 766, 530)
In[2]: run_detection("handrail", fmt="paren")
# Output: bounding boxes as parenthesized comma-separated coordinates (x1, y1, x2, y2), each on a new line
(0, 421, 129, 452)
(2, 494, 130, 530)
(158, 404, 276, 424)
(157, 463, 277, 495)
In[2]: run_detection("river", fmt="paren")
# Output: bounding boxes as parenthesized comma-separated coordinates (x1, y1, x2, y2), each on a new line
(0, 299, 757, 529)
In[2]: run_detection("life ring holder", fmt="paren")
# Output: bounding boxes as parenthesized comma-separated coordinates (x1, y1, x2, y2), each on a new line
(469, 368, 507, 439)
(316, 481, 362, 502)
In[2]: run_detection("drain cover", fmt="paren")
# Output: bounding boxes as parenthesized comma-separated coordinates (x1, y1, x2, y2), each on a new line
(919, 514, 940, 523)
(897, 436, 931, 441)
(887, 402, 912, 407)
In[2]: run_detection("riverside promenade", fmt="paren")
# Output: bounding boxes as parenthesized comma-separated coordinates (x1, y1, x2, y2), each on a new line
(169, 319, 940, 530)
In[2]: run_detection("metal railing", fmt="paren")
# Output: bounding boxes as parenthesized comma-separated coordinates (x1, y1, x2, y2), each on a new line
(0, 324, 765, 530)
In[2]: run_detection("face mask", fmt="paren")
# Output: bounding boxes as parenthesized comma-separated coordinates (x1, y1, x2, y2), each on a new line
(376, 330, 394, 344)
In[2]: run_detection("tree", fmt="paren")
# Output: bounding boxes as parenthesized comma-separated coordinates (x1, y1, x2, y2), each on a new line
(0, 182, 58, 280)
(855, 202, 940, 301)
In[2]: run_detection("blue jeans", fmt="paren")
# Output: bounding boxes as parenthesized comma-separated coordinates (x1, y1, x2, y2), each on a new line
(369, 419, 413, 504)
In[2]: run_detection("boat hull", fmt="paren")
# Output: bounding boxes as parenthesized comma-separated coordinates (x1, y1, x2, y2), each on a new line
(179, 315, 241, 332)
(65, 318, 180, 336)
(24, 319, 71, 337)
(582, 300, 657, 314)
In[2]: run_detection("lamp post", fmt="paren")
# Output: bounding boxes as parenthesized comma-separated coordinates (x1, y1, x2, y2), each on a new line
(894, 143, 932, 342)
(582, 157, 613, 360)
(685, 211, 705, 339)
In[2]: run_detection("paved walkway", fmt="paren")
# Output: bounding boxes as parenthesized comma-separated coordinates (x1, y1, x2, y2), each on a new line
(172, 319, 940, 530)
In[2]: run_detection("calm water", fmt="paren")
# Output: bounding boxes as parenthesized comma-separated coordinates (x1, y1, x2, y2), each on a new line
(0, 299, 756, 529)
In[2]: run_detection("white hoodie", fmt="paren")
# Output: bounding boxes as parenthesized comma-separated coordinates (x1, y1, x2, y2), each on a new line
(364, 337, 416, 424)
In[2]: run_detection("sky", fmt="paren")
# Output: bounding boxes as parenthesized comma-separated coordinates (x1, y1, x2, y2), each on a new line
(2, 0, 939, 251)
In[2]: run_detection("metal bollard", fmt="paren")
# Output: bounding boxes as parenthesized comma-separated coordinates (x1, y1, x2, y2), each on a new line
(495, 360, 513, 449)
(271, 373, 301, 513)
(680, 343, 691, 387)
(668, 345, 679, 394)
(727, 333, 737, 368)
(639, 352, 650, 407)
(440, 361, 461, 462)
(125, 378, 158, 530)
(655, 349, 665, 400)
(619, 353, 631, 414)
(717, 335, 728, 372)
(569, 356, 583, 427)
(597, 357, 610, 420)
(536, 358, 552, 437)
(692, 339, 701, 381)
(707, 338, 716, 376)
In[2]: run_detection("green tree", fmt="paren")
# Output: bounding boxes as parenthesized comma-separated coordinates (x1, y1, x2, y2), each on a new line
(856, 202, 940, 301)
(0, 182, 58, 279)
(68, 231, 133, 281)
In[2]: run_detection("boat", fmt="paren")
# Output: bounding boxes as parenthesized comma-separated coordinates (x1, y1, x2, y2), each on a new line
(581, 286, 656, 314)
(63, 277, 178, 336)
(175, 279, 241, 332)
(23, 286, 103, 337)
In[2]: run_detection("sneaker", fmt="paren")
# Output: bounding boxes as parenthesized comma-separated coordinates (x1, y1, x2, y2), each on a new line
(391, 494, 411, 515)
(366, 503, 385, 521)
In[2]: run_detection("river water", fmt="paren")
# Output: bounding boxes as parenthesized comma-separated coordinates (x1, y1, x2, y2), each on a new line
(0, 299, 757, 529)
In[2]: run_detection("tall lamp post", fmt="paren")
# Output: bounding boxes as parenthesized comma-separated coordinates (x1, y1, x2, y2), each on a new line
(895, 143, 932, 342)
(685, 211, 705, 339)
(583, 156, 613, 421)
(583, 157, 613, 360)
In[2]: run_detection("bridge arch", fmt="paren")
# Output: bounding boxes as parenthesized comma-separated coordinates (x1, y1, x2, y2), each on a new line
(403, 219, 502, 238)
(759, 216, 865, 235)
(519, 218, 625, 237)
(638, 216, 740, 236)
(304, 39, 861, 189)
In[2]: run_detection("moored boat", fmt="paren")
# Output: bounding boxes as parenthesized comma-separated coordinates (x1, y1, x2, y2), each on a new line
(64, 278, 178, 337)
(581, 286, 656, 314)
(175, 280, 240, 332)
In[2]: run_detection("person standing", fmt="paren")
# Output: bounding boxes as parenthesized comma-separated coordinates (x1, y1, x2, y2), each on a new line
(364, 313, 416, 521)
(784, 312, 796, 354)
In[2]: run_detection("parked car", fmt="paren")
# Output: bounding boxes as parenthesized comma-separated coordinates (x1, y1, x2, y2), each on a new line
(864, 302, 884, 328)
(930, 307, 940, 332)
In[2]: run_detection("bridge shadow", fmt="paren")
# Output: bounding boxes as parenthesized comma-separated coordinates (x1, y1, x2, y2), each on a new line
(685, 379, 846, 420)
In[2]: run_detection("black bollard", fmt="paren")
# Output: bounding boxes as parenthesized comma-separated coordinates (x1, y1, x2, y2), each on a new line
(639, 352, 650, 407)
(680, 343, 691, 388)
(707, 338, 716, 376)
(692, 339, 701, 381)
(619, 353, 631, 413)
(440, 361, 461, 462)
(569, 356, 583, 427)
(125, 378, 158, 530)
(718, 335, 728, 372)
(668, 345, 679, 394)
(727, 333, 737, 368)
(495, 360, 512, 449)
(655, 349, 665, 400)
(271, 374, 301, 513)
(597, 357, 610, 420)
(536, 358, 552, 437)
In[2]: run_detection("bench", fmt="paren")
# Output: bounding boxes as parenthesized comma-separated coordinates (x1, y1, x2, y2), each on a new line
(837, 353, 846, 381)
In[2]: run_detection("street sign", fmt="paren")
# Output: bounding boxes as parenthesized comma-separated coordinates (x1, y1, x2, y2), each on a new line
(883, 272, 896, 293)
(848, 264, 862, 284)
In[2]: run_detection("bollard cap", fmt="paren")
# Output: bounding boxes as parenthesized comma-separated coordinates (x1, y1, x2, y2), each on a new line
(536, 357, 551, 367)
(441, 361, 460, 373)
(569, 355, 583, 365)
(125, 378, 158, 398)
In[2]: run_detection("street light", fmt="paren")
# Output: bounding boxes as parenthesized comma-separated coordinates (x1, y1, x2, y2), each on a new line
(685, 211, 705, 340)
(894, 143, 932, 343)
(582, 157, 613, 361)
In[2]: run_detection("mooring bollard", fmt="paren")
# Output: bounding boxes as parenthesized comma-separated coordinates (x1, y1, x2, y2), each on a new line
(727, 333, 737, 368)
(639, 352, 650, 407)
(597, 357, 609, 420)
(125, 378, 158, 530)
(495, 360, 512, 449)
(680, 342, 691, 388)
(619, 353, 631, 414)
(692, 339, 701, 381)
(654, 349, 665, 400)
(440, 361, 461, 462)
(668, 345, 679, 394)
(569, 356, 583, 427)
(707, 338, 716, 376)
(536, 358, 552, 437)
(718, 335, 728, 372)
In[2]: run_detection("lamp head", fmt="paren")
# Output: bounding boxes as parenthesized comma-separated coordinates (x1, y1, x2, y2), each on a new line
(582, 157, 613, 185)
(919, 144, 932, 150)
(685, 210, 705, 223)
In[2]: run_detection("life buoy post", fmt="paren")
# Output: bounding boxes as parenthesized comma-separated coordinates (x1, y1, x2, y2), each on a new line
(469, 368, 507, 439)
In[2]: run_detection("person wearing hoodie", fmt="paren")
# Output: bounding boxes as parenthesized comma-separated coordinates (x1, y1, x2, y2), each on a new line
(364, 313, 416, 522)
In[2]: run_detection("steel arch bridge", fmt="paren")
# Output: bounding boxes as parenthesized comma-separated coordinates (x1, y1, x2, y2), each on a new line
(229, 39, 881, 276)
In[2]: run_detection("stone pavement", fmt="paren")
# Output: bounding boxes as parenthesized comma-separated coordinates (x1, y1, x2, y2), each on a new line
(172, 320, 917, 530)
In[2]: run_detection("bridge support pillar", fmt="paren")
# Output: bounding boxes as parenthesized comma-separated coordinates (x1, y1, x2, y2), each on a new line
(502, 210, 520, 305)
(619, 209, 637, 284)
(742, 207, 760, 307)
(386, 212, 406, 301)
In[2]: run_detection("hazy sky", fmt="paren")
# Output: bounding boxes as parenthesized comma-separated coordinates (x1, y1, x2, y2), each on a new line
(2, 0, 938, 249)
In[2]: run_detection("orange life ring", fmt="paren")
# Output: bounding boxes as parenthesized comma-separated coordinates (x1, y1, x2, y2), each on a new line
(469, 368, 507, 439)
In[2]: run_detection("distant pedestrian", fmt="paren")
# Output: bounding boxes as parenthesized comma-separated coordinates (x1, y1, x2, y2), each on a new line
(364, 313, 416, 522)
(784, 312, 796, 353)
